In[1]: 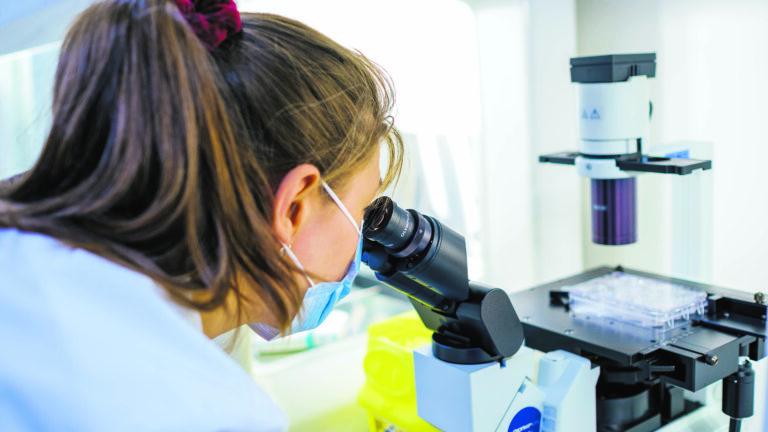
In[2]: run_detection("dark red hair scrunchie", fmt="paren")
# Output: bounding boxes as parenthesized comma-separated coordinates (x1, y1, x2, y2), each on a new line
(174, 0, 241, 51)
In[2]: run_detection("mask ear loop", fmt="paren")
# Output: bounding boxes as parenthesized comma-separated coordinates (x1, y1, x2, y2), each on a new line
(281, 243, 315, 286)
(321, 181, 362, 234)
(280, 181, 359, 287)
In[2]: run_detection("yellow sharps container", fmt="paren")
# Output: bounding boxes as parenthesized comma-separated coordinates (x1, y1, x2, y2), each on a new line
(357, 311, 439, 432)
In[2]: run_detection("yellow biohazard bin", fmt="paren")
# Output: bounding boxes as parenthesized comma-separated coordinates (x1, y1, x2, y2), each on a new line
(357, 311, 439, 432)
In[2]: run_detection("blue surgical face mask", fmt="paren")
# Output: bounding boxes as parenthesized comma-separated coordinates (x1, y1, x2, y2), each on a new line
(249, 181, 362, 340)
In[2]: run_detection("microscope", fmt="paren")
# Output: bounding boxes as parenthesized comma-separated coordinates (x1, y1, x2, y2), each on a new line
(362, 197, 599, 432)
(363, 195, 764, 432)
(361, 53, 766, 432)
(533, 53, 763, 432)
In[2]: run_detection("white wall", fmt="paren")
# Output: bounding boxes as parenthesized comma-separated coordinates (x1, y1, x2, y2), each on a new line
(0, 43, 59, 178)
(466, 0, 535, 290)
(0, 0, 94, 178)
(463, 0, 583, 291)
(0, 0, 93, 56)
(526, 0, 582, 285)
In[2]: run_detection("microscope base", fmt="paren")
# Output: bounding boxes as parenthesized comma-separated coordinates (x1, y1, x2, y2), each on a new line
(413, 346, 598, 432)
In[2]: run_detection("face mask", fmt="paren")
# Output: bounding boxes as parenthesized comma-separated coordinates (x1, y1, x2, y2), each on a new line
(249, 181, 362, 340)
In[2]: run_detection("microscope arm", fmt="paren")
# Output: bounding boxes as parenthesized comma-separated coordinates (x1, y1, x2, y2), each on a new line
(363, 238, 525, 364)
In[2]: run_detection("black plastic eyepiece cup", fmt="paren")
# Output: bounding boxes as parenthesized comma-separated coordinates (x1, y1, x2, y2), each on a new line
(363, 197, 416, 251)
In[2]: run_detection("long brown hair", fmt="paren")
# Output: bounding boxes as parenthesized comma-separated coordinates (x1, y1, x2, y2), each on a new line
(0, 1, 403, 331)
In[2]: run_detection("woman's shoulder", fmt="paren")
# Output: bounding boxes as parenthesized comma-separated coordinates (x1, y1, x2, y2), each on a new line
(0, 227, 148, 286)
(0, 228, 287, 432)
(0, 228, 161, 313)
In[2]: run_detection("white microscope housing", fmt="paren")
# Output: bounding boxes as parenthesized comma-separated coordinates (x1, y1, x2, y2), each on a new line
(540, 53, 711, 245)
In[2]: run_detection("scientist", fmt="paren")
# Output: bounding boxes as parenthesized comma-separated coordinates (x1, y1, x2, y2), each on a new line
(0, 0, 403, 430)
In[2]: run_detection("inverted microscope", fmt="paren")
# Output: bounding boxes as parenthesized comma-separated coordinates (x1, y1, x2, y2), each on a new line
(361, 54, 765, 432)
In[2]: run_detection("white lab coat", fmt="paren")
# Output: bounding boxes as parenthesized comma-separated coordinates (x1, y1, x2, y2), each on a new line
(0, 228, 287, 431)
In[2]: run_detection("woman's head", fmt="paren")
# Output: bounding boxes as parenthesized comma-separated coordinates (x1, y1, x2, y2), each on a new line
(214, 13, 401, 194)
(212, 12, 402, 285)
(0, 0, 403, 333)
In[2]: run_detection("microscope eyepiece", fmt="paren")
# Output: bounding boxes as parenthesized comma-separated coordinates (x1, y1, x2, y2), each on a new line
(363, 197, 417, 251)
(362, 196, 469, 302)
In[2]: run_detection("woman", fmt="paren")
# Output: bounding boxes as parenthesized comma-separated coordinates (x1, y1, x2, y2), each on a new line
(0, 0, 403, 430)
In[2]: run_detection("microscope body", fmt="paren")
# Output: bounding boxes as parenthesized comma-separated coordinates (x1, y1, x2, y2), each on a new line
(360, 196, 762, 432)
(413, 345, 598, 432)
(362, 197, 598, 432)
(540, 53, 711, 246)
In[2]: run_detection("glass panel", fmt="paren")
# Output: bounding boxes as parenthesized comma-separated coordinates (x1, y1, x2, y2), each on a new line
(0, 42, 59, 178)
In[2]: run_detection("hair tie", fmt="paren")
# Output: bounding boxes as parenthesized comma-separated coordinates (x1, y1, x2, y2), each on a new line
(174, 0, 241, 51)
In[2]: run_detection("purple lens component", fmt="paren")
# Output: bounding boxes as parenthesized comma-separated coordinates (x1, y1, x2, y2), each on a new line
(591, 178, 636, 245)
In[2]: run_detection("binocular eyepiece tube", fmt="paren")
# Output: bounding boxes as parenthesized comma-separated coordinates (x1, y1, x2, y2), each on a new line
(362, 197, 469, 304)
(361, 196, 525, 364)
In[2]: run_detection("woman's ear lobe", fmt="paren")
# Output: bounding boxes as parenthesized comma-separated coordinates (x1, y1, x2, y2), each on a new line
(272, 164, 322, 244)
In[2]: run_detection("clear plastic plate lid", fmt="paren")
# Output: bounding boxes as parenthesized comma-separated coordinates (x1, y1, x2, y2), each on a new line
(565, 272, 708, 329)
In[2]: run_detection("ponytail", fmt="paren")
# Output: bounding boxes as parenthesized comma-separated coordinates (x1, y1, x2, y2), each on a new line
(0, 0, 300, 326)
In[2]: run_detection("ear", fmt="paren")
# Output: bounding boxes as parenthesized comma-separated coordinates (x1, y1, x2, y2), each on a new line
(272, 164, 322, 245)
